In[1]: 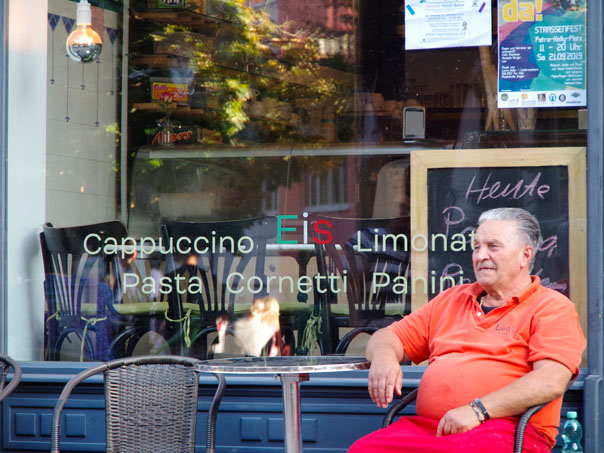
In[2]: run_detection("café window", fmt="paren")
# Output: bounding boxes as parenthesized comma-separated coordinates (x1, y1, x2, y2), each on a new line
(261, 180, 279, 215)
(5, 0, 587, 361)
(305, 167, 348, 212)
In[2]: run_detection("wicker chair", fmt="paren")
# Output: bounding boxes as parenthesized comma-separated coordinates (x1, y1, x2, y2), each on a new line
(382, 388, 547, 453)
(51, 355, 220, 453)
(0, 355, 22, 402)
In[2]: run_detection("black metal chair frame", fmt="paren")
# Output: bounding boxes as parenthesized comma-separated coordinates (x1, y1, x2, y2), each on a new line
(0, 355, 22, 402)
(160, 216, 279, 357)
(110, 251, 173, 357)
(382, 388, 546, 453)
(40, 221, 128, 361)
(40, 221, 171, 360)
(310, 215, 411, 354)
(51, 355, 226, 453)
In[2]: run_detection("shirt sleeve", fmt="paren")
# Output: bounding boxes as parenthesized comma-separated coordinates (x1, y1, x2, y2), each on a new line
(527, 293, 586, 379)
(388, 296, 435, 364)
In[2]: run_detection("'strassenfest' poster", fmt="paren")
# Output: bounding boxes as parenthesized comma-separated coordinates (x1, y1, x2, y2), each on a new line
(498, 0, 586, 108)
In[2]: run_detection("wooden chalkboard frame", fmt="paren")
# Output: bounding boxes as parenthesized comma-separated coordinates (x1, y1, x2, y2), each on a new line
(410, 147, 587, 333)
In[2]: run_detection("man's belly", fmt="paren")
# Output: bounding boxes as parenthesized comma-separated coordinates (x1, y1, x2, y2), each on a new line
(415, 353, 527, 420)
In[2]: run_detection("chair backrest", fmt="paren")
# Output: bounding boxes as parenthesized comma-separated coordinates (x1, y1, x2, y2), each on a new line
(117, 254, 168, 304)
(39, 220, 128, 361)
(310, 215, 411, 325)
(0, 355, 22, 402)
(159, 216, 278, 353)
(51, 355, 201, 453)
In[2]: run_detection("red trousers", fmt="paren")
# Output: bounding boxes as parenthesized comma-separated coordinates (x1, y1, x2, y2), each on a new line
(347, 416, 551, 453)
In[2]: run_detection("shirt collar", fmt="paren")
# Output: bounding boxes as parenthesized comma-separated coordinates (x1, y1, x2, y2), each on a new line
(462, 275, 541, 304)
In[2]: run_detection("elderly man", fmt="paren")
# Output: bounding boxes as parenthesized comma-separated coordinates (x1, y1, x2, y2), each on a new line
(349, 207, 586, 453)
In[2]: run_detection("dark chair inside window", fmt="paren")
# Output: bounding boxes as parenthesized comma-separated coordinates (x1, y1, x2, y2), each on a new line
(40, 221, 127, 361)
(0, 355, 22, 402)
(382, 389, 547, 453)
(308, 215, 411, 354)
(160, 216, 310, 357)
(111, 252, 173, 357)
(50, 355, 202, 453)
(40, 220, 166, 360)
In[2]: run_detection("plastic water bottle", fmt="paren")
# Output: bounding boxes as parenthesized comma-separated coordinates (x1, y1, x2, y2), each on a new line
(561, 411, 583, 452)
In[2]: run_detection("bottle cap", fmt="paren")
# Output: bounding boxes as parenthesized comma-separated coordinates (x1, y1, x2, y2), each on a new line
(566, 411, 578, 419)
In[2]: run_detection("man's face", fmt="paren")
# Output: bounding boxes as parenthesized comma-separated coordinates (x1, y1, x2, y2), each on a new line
(472, 220, 533, 294)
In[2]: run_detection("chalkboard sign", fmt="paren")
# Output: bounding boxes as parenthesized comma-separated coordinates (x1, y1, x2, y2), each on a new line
(426, 166, 569, 298)
(410, 148, 586, 331)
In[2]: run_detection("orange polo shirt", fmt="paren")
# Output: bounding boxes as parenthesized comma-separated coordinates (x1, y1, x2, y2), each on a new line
(389, 276, 586, 447)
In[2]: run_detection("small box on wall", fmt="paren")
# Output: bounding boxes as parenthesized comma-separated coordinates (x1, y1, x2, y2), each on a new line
(403, 106, 425, 139)
(578, 109, 587, 130)
(150, 78, 189, 104)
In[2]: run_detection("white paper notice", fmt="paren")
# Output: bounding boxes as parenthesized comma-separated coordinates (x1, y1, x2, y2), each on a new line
(405, 0, 492, 50)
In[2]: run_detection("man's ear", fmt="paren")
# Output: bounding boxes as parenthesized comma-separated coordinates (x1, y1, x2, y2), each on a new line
(521, 246, 534, 269)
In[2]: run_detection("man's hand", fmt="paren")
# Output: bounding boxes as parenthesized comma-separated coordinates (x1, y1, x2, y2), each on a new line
(436, 404, 481, 436)
(365, 328, 409, 408)
(368, 353, 402, 408)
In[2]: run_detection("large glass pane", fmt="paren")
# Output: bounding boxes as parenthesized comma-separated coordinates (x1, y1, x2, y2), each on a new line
(7, 0, 588, 361)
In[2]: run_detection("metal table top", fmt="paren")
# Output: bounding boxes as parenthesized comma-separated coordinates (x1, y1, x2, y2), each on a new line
(196, 356, 370, 374)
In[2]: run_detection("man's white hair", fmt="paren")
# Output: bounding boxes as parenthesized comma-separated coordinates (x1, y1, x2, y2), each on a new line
(477, 207, 543, 272)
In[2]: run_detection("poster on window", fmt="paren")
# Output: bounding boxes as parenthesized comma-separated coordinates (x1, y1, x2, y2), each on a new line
(498, 0, 586, 108)
(404, 0, 492, 50)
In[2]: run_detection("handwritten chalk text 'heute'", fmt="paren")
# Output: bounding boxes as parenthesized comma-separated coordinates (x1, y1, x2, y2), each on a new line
(465, 172, 550, 204)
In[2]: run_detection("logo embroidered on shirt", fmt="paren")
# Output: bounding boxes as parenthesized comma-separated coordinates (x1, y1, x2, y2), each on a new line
(494, 323, 515, 335)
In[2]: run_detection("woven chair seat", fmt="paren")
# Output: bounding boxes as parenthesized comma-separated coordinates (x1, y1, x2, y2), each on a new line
(105, 363, 198, 452)
(51, 356, 207, 453)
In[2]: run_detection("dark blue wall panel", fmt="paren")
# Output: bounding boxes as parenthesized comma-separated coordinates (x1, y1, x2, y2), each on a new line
(0, 366, 584, 452)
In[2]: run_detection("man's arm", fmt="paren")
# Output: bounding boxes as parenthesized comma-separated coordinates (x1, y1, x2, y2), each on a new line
(436, 358, 572, 436)
(366, 327, 411, 409)
(478, 358, 572, 417)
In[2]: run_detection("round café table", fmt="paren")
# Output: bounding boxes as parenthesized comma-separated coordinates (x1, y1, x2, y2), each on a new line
(196, 356, 370, 453)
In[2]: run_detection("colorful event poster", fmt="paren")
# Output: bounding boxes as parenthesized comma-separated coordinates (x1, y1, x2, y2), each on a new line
(405, 0, 492, 50)
(498, 0, 586, 108)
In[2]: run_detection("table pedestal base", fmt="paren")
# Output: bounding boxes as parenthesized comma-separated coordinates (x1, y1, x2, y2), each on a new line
(278, 373, 309, 453)
(196, 357, 369, 453)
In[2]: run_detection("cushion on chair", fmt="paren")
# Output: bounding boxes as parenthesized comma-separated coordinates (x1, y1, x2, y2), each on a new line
(278, 302, 313, 317)
(329, 304, 406, 317)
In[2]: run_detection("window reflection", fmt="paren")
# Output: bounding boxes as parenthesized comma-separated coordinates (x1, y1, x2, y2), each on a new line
(129, 0, 355, 147)
(36, 0, 588, 361)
